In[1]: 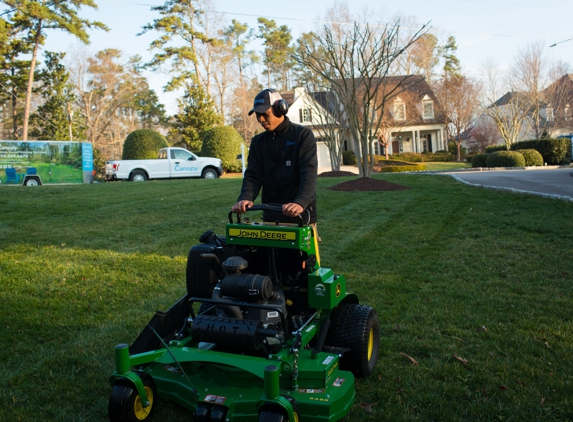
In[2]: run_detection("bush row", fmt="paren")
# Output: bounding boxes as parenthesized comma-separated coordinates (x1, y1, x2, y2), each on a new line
(392, 152, 458, 162)
(472, 148, 545, 168)
(485, 139, 571, 165)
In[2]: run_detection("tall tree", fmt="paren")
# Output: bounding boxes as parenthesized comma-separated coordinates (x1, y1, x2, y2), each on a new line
(140, 0, 222, 95)
(0, 18, 32, 138)
(169, 82, 221, 152)
(257, 18, 293, 90)
(3, 0, 107, 140)
(435, 74, 480, 161)
(222, 19, 257, 91)
(30, 51, 85, 140)
(293, 20, 428, 178)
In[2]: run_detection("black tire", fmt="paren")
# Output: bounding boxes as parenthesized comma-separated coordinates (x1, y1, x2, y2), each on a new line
(325, 303, 380, 378)
(129, 171, 147, 182)
(25, 178, 39, 186)
(259, 398, 299, 422)
(109, 372, 157, 422)
(201, 168, 218, 179)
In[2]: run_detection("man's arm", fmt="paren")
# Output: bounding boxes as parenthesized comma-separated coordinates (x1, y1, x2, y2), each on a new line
(293, 127, 318, 210)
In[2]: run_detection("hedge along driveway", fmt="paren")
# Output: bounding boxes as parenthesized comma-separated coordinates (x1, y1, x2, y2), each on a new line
(441, 167, 573, 200)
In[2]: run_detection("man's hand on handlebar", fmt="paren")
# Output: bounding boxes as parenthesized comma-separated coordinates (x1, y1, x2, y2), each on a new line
(282, 202, 303, 218)
(231, 200, 253, 214)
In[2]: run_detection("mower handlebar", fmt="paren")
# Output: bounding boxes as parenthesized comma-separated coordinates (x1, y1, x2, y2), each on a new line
(228, 203, 310, 227)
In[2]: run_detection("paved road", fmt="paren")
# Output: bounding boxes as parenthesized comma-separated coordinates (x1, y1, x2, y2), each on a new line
(441, 167, 573, 201)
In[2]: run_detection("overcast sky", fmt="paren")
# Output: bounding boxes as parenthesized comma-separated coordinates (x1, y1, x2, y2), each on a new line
(42, 0, 573, 114)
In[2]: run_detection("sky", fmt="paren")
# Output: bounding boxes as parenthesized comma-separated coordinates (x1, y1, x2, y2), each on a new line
(41, 0, 573, 114)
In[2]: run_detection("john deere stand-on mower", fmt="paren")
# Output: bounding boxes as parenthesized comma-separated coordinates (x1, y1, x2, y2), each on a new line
(108, 205, 380, 422)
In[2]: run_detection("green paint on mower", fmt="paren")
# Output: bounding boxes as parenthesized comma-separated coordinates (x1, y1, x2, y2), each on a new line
(108, 205, 380, 422)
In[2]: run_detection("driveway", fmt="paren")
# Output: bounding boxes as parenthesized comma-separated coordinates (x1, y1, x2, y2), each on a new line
(441, 167, 573, 201)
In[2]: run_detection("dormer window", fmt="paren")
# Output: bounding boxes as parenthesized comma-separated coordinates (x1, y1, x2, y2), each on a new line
(394, 99, 406, 121)
(423, 98, 434, 119)
(299, 108, 312, 123)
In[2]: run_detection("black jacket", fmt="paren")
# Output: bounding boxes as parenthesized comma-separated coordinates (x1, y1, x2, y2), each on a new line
(238, 117, 318, 223)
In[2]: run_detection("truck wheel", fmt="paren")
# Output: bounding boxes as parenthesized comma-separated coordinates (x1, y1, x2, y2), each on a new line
(202, 168, 218, 179)
(25, 178, 39, 186)
(109, 372, 156, 422)
(130, 171, 147, 182)
(325, 304, 380, 378)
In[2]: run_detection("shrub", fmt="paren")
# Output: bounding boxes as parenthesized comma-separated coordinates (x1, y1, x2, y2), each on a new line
(343, 150, 357, 165)
(392, 152, 455, 162)
(380, 163, 426, 173)
(122, 129, 168, 160)
(485, 144, 508, 153)
(448, 142, 467, 156)
(511, 139, 571, 165)
(201, 126, 244, 172)
(471, 153, 488, 168)
(517, 148, 544, 166)
(485, 151, 525, 168)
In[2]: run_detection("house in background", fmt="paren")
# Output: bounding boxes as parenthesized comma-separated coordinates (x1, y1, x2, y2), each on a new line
(279, 76, 446, 169)
(461, 74, 573, 153)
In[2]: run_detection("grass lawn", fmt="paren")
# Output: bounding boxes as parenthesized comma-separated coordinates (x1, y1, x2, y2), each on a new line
(1, 174, 572, 421)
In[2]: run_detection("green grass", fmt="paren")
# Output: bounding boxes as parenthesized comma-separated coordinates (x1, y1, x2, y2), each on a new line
(1, 175, 573, 421)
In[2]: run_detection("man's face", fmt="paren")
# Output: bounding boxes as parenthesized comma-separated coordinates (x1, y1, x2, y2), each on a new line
(255, 109, 283, 132)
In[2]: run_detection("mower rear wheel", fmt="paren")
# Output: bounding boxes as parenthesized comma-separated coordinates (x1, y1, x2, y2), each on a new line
(108, 372, 157, 422)
(325, 303, 380, 378)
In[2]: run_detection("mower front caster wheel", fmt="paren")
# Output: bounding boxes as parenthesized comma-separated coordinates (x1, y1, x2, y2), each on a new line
(109, 372, 157, 422)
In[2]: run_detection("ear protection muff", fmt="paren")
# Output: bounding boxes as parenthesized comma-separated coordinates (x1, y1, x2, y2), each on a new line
(265, 88, 288, 117)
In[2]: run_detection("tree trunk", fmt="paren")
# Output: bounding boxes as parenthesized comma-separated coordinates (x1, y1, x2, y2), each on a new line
(22, 21, 42, 141)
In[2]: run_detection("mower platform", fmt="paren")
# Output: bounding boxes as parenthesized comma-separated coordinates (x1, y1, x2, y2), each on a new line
(108, 205, 379, 422)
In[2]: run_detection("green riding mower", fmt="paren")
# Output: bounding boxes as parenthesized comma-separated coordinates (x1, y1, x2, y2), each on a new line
(108, 204, 380, 422)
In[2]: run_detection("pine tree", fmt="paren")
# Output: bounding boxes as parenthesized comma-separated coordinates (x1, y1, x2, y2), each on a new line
(170, 83, 221, 152)
(30, 51, 85, 140)
(257, 18, 294, 90)
(3, 0, 107, 140)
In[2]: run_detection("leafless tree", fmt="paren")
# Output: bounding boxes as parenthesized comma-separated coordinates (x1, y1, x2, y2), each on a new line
(435, 74, 480, 160)
(293, 20, 428, 178)
(480, 58, 536, 149)
(467, 118, 502, 153)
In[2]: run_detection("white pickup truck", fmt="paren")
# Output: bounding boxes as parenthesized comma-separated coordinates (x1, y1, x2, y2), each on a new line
(105, 147, 224, 181)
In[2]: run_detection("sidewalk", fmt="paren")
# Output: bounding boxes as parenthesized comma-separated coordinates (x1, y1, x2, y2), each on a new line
(318, 165, 359, 175)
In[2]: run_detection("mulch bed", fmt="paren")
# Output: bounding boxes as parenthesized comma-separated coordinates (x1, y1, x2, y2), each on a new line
(319, 171, 411, 192)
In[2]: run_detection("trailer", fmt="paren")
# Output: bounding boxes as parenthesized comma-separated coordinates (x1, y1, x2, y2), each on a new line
(0, 140, 93, 185)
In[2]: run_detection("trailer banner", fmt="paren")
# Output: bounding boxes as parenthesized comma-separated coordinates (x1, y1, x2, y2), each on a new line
(0, 140, 93, 185)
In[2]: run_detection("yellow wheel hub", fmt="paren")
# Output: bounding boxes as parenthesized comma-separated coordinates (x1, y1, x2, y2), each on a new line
(367, 328, 374, 361)
(133, 386, 154, 420)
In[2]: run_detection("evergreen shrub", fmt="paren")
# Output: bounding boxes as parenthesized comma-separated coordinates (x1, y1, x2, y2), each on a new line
(122, 129, 168, 160)
(343, 150, 357, 165)
(517, 149, 544, 166)
(485, 145, 508, 153)
(485, 151, 525, 168)
(471, 153, 488, 168)
(511, 139, 571, 165)
(201, 126, 244, 172)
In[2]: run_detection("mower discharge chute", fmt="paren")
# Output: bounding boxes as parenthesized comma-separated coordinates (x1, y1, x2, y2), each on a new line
(108, 204, 380, 422)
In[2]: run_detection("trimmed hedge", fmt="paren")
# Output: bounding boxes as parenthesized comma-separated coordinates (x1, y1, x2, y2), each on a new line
(511, 139, 571, 165)
(471, 154, 488, 168)
(485, 145, 508, 153)
(377, 159, 425, 172)
(122, 129, 169, 160)
(518, 148, 544, 166)
(201, 126, 244, 172)
(485, 151, 525, 168)
(392, 152, 456, 162)
(343, 150, 357, 165)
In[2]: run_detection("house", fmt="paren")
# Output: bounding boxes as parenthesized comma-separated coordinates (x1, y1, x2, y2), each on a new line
(462, 74, 573, 153)
(280, 76, 446, 169)
(364, 75, 447, 156)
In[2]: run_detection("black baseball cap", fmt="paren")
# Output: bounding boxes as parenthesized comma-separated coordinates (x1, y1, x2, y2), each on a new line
(248, 89, 283, 116)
